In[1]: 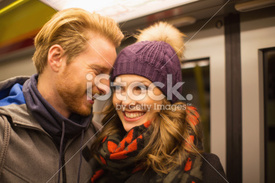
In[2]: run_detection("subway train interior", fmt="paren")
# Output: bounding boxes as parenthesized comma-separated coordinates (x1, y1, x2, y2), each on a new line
(0, 0, 275, 182)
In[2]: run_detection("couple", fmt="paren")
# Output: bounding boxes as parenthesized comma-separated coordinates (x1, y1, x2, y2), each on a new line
(0, 8, 226, 183)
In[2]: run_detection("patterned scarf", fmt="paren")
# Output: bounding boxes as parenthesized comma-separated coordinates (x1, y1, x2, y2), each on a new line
(91, 107, 203, 183)
(92, 121, 151, 182)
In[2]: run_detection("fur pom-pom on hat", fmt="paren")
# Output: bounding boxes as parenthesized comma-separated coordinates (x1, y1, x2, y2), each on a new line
(135, 22, 186, 60)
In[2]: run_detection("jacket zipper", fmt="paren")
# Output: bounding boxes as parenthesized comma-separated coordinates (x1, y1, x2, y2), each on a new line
(13, 123, 64, 182)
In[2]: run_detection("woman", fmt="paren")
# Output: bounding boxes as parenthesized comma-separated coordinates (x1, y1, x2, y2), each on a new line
(91, 22, 226, 183)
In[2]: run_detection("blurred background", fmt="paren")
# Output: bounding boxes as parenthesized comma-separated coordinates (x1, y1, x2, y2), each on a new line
(0, 0, 274, 182)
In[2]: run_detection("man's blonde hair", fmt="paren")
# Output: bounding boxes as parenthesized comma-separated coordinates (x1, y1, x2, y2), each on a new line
(33, 8, 124, 74)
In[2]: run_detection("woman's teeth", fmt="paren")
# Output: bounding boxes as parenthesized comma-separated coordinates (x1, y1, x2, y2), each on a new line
(124, 112, 145, 118)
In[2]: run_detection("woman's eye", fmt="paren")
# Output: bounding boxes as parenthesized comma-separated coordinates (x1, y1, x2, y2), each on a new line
(133, 85, 148, 93)
(112, 85, 122, 92)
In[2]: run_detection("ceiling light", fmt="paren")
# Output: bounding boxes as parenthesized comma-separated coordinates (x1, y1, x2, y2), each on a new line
(167, 16, 196, 27)
(39, 0, 198, 23)
(0, 0, 29, 16)
(235, 0, 275, 12)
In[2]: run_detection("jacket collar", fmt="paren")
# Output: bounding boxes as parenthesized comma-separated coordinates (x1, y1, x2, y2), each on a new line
(0, 103, 46, 132)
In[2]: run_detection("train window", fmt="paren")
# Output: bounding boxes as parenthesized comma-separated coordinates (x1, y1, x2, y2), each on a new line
(181, 58, 210, 152)
(263, 47, 275, 183)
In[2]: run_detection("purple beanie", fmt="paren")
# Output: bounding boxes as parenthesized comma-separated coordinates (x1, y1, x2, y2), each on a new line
(111, 41, 183, 104)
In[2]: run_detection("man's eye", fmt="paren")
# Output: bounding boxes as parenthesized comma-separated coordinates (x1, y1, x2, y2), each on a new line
(93, 68, 101, 75)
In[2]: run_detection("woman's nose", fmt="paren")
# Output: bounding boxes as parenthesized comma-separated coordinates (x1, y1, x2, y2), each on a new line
(121, 91, 136, 107)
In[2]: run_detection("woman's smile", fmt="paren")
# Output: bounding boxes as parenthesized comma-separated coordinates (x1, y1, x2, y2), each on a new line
(123, 111, 146, 122)
(113, 75, 163, 131)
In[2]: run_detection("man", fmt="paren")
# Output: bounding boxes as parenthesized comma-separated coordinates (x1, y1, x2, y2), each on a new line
(0, 8, 124, 182)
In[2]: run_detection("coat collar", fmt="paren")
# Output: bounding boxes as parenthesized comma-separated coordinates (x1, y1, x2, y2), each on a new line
(0, 103, 45, 132)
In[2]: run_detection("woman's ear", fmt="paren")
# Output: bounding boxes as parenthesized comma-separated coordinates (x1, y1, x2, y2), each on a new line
(48, 44, 64, 72)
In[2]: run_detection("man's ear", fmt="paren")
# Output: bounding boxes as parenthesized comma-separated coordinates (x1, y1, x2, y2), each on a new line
(48, 44, 64, 72)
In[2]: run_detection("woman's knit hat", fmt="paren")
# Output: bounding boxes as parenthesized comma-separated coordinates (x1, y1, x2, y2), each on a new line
(111, 22, 185, 103)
